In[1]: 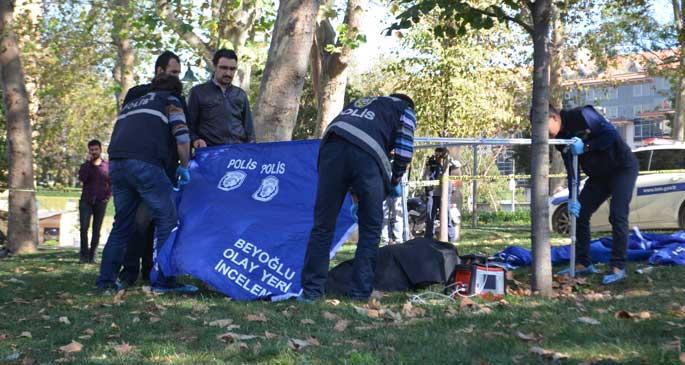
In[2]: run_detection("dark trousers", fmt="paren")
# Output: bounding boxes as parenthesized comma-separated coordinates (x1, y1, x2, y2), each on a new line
(119, 203, 154, 285)
(301, 137, 385, 300)
(96, 159, 178, 289)
(576, 165, 638, 270)
(425, 194, 454, 242)
(79, 199, 108, 260)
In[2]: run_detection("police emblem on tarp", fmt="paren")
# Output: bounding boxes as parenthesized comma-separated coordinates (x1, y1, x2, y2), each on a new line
(253, 176, 279, 202)
(218, 170, 247, 192)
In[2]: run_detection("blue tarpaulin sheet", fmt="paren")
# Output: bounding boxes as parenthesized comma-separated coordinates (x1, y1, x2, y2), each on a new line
(493, 231, 685, 269)
(155, 140, 357, 301)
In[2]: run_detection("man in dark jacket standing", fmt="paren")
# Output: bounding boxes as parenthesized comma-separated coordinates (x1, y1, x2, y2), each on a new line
(96, 75, 196, 294)
(300, 94, 416, 302)
(118, 51, 185, 285)
(549, 104, 638, 284)
(187, 49, 255, 147)
(78, 139, 111, 263)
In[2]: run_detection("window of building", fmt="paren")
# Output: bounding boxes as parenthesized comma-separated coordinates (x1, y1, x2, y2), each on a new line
(634, 120, 666, 140)
(585, 88, 596, 102)
(642, 83, 655, 96)
(633, 84, 643, 97)
(605, 106, 618, 118)
(605, 87, 618, 100)
(633, 104, 644, 117)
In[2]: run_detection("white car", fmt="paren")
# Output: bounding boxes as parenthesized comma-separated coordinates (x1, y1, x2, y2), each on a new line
(549, 143, 685, 234)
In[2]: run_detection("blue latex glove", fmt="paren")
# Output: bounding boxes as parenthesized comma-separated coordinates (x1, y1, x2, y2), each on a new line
(567, 201, 581, 218)
(176, 165, 191, 186)
(389, 183, 402, 198)
(570, 137, 585, 156)
(349, 202, 358, 222)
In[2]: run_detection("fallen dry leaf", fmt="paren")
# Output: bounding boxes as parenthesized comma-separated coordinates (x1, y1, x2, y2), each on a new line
(59, 316, 71, 325)
(19, 331, 32, 338)
(300, 318, 315, 325)
(132, 317, 140, 323)
(191, 302, 210, 313)
(216, 332, 259, 343)
(306, 336, 320, 346)
(402, 302, 426, 318)
(83, 329, 95, 335)
(367, 298, 382, 310)
(459, 297, 478, 310)
(113, 290, 126, 304)
(149, 317, 161, 324)
(614, 310, 651, 320)
(679, 352, 684, 364)
(21, 356, 35, 365)
(208, 319, 234, 328)
(577, 316, 600, 325)
(325, 299, 341, 306)
(237, 342, 249, 350)
(59, 341, 83, 353)
(246, 313, 267, 322)
(531, 311, 542, 320)
(334, 319, 349, 332)
(530, 346, 569, 361)
(0, 333, 7, 341)
(516, 331, 541, 342)
(264, 331, 278, 339)
(77, 335, 92, 340)
(367, 309, 380, 318)
(457, 325, 476, 334)
(113, 342, 135, 355)
(288, 338, 309, 351)
(322, 311, 339, 321)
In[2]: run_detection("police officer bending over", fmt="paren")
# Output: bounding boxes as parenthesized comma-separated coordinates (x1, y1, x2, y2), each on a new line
(300, 94, 416, 302)
(549, 104, 638, 284)
(96, 74, 197, 294)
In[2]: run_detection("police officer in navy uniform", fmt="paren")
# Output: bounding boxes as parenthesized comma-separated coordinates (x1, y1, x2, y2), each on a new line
(549, 104, 638, 284)
(300, 94, 416, 302)
(96, 74, 197, 294)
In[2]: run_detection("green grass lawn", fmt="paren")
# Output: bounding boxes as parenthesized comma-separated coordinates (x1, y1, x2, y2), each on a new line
(1, 226, 684, 364)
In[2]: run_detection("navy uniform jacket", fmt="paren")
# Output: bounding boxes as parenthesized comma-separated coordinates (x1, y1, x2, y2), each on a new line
(556, 105, 637, 190)
(109, 91, 186, 169)
(323, 96, 416, 190)
(122, 84, 188, 180)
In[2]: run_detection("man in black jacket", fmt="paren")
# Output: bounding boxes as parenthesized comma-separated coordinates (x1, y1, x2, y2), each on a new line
(118, 51, 185, 285)
(549, 104, 638, 285)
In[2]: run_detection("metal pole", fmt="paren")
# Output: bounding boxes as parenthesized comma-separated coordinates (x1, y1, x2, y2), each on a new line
(511, 160, 516, 212)
(569, 155, 578, 277)
(401, 173, 410, 242)
(471, 145, 478, 228)
(439, 158, 449, 241)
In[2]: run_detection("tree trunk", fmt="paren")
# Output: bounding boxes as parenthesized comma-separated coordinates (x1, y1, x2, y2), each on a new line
(112, 0, 135, 109)
(530, 0, 553, 297)
(0, 0, 39, 254)
(312, 0, 364, 137)
(549, 5, 566, 192)
(673, 0, 685, 141)
(254, 0, 320, 141)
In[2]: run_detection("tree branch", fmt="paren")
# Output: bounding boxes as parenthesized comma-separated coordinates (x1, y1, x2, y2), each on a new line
(674, 0, 683, 31)
(472, 7, 533, 35)
(156, 0, 213, 66)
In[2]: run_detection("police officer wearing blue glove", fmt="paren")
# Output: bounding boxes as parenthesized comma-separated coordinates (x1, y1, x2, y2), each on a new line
(300, 94, 416, 302)
(549, 104, 638, 284)
(96, 74, 197, 294)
